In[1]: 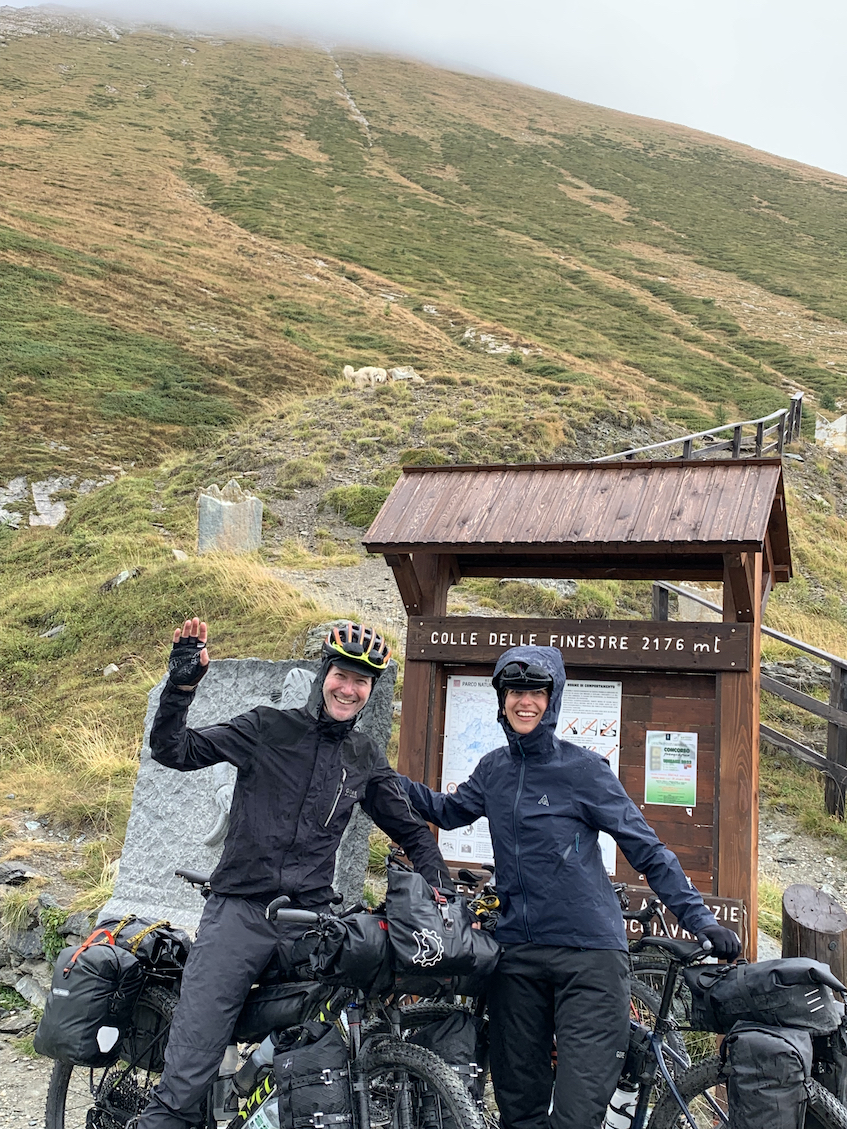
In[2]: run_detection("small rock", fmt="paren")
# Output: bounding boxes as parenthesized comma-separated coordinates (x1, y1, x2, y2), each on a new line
(822, 883, 839, 897)
(103, 663, 120, 678)
(38, 624, 66, 639)
(765, 832, 792, 846)
(0, 1009, 35, 1035)
(172, 549, 188, 561)
(15, 974, 47, 1009)
(0, 863, 38, 886)
(23, 821, 40, 831)
(6, 792, 15, 799)
(100, 567, 142, 593)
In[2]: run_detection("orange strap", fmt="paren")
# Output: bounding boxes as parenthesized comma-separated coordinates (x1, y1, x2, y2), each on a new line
(62, 928, 115, 978)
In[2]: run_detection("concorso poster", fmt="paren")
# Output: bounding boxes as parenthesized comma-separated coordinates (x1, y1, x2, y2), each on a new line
(438, 676, 623, 872)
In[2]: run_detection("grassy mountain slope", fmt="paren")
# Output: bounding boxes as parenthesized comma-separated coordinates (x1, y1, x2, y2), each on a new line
(2, 16, 847, 489)
(2, 12, 847, 900)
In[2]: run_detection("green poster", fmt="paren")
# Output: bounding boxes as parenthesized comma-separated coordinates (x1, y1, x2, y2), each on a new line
(644, 731, 697, 807)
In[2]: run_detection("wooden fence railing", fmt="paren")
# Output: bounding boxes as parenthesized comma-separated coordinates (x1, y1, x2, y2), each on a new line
(653, 580, 847, 817)
(594, 392, 803, 462)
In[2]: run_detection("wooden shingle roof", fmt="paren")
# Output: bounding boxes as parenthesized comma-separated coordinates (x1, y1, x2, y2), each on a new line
(363, 459, 791, 580)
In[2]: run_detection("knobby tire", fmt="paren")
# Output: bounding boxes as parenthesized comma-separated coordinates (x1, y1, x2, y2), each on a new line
(359, 1038, 487, 1129)
(648, 1054, 847, 1129)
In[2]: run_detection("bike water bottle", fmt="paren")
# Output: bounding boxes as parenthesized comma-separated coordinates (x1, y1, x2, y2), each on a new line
(603, 1081, 638, 1128)
(234, 1033, 275, 1097)
(213, 1044, 240, 1122)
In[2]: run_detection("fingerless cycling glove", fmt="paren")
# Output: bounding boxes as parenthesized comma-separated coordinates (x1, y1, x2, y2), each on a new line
(168, 635, 208, 688)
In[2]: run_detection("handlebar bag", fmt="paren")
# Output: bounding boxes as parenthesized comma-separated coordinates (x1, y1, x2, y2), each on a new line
(683, 958, 846, 1034)
(98, 914, 191, 975)
(724, 1022, 813, 1129)
(274, 1020, 352, 1129)
(309, 912, 393, 996)
(34, 930, 144, 1066)
(386, 869, 500, 979)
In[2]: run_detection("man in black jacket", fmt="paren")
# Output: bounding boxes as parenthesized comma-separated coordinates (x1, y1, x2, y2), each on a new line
(138, 619, 451, 1129)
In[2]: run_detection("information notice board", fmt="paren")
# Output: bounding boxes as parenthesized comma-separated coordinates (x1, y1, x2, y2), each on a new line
(438, 676, 622, 872)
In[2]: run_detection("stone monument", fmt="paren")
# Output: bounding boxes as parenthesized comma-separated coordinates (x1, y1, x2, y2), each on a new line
(197, 480, 263, 554)
(100, 655, 396, 930)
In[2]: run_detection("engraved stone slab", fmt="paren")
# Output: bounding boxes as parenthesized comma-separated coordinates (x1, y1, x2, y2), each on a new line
(100, 656, 396, 930)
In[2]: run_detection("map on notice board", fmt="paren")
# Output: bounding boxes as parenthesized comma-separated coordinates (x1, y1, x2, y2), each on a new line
(437, 676, 622, 873)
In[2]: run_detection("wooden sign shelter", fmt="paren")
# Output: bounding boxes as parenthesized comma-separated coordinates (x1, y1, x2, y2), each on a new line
(363, 459, 793, 959)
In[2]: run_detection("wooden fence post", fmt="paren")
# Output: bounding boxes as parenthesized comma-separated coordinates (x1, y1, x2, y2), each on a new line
(826, 663, 847, 818)
(782, 883, 847, 985)
(652, 583, 669, 622)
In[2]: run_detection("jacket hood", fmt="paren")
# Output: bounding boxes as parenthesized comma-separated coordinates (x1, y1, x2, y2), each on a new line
(493, 645, 565, 755)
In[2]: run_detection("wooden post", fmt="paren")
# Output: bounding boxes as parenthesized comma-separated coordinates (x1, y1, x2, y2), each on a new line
(826, 663, 847, 819)
(782, 884, 847, 985)
(396, 554, 453, 786)
(716, 551, 762, 959)
(652, 583, 669, 622)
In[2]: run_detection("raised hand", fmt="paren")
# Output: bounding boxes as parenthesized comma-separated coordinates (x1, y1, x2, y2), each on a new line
(168, 617, 210, 690)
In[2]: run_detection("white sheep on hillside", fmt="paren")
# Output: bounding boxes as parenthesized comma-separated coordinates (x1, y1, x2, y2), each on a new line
(343, 364, 388, 389)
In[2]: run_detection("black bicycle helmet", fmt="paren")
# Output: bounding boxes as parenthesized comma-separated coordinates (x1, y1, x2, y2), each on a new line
(493, 660, 554, 705)
(322, 622, 392, 679)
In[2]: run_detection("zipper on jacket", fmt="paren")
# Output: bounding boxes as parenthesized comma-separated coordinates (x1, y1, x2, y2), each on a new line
(512, 744, 534, 943)
(324, 767, 347, 827)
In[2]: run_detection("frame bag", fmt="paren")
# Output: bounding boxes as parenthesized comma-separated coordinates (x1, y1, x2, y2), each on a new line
(34, 929, 145, 1066)
(274, 1021, 352, 1129)
(724, 1022, 813, 1129)
(386, 869, 500, 980)
(683, 958, 846, 1034)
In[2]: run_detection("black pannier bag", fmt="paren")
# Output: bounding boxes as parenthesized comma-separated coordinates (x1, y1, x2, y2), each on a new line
(386, 869, 500, 980)
(813, 1014, 847, 1103)
(309, 912, 393, 996)
(724, 1022, 813, 1129)
(34, 930, 145, 1066)
(234, 982, 328, 1045)
(683, 958, 846, 1034)
(409, 1011, 488, 1100)
(98, 914, 191, 976)
(274, 1021, 352, 1129)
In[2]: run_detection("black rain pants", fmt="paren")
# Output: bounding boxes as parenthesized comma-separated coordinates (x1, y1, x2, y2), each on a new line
(137, 893, 319, 1129)
(487, 944, 630, 1129)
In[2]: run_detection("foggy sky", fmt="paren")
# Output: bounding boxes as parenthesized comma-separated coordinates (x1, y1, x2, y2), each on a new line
(6, 0, 847, 178)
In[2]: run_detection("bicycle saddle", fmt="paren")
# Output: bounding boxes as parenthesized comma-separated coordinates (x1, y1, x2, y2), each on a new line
(633, 935, 703, 963)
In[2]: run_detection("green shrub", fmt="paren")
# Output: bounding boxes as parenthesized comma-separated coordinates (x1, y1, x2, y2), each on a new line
(322, 485, 390, 527)
(276, 458, 327, 491)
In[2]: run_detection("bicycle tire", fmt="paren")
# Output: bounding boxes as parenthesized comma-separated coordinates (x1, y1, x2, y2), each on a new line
(359, 1037, 487, 1129)
(629, 979, 689, 1068)
(45, 983, 178, 1129)
(648, 1054, 847, 1129)
(630, 954, 693, 1023)
(363, 1001, 474, 1038)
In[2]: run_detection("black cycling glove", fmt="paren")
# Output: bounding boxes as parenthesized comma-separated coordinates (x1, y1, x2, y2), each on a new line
(168, 635, 208, 689)
(697, 923, 741, 961)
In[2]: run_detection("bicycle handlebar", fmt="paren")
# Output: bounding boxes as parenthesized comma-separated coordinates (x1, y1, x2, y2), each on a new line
(265, 895, 322, 924)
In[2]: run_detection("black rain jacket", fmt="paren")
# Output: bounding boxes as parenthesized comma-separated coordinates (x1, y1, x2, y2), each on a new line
(150, 661, 452, 901)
